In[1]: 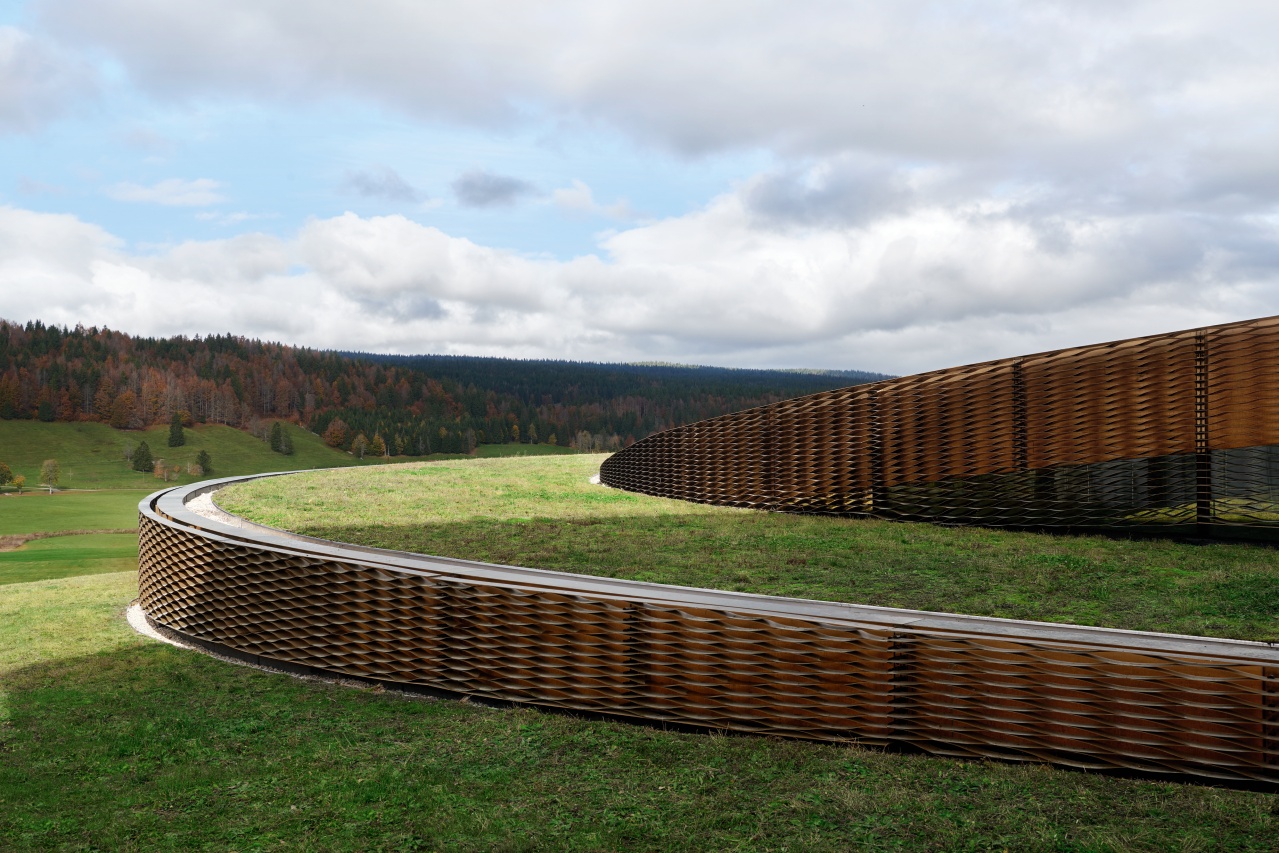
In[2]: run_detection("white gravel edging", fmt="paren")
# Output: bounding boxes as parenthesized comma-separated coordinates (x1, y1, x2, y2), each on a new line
(127, 601, 193, 650)
(186, 490, 244, 526)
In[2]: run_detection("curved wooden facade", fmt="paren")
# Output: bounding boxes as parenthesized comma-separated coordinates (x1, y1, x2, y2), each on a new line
(601, 316, 1279, 540)
(138, 478, 1279, 784)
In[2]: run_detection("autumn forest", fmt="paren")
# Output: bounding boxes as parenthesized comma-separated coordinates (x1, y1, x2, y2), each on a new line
(0, 320, 885, 457)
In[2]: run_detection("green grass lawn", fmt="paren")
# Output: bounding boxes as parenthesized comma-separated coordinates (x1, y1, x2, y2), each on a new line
(0, 423, 574, 591)
(219, 455, 1279, 643)
(2, 453, 1277, 850)
(0, 533, 138, 586)
(0, 489, 147, 534)
(473, 443, 577, 459)
(1, 571, 1275, 851)
(0, 488, 144, 587)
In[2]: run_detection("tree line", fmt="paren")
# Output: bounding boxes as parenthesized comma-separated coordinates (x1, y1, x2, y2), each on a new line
(0, 319, 888, 455)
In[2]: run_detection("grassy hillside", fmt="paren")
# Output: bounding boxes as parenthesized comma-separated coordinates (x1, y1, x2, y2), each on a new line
(220, 455, 1279, 642)
(0, 420, 390, 490)
(0, 420, 575, 492)
(0, 423, 575, 590)
(0, 490, 144, 588)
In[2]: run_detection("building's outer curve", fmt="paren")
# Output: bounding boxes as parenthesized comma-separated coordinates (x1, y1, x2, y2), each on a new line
(139, 477, 1279, 784)
(600, 315, 1279, 540)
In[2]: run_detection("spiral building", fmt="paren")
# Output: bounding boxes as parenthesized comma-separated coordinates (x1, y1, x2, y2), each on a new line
(601, 315, 1279, 540)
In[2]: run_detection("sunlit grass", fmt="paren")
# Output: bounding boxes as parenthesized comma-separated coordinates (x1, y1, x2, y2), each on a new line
(0, 534, 139, 586)
(0, 489, 146, 535)
(218, 455, 1279, 642)
(3, 455, 1277, 849)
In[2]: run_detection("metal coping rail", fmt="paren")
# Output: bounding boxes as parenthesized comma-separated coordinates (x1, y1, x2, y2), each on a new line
(139, 475, 1279, 785)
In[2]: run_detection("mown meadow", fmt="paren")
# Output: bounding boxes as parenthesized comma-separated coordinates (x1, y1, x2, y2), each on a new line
(2, 452, 1277, 850)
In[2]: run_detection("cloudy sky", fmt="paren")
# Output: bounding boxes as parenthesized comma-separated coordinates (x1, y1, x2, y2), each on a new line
(3, 1, 1279, 374)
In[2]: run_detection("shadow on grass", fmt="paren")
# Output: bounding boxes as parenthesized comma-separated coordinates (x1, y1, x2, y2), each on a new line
(284, 511, 1279, 642)
(2, 642, 1274, 852)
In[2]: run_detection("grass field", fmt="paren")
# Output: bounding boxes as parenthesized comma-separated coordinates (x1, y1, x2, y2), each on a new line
(0, 419, 576, 492)
(0, 489, 146, 534)
(0, 487, 147, 587)
(0, 419, 371, 490)
(3, 453, 1278, 850)
(220, 455, 1279, 642)
(0, 533, 139, 586)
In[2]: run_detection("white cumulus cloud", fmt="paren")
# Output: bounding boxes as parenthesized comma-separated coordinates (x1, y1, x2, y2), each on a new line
(14, 0, 1279, 371)
(3, 193, 1278, 374)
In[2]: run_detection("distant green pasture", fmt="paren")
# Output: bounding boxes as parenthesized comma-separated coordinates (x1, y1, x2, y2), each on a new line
(0, 534, 138, 586)
(0, 419, 385, 491)
(0, 419, 577, 492)
(0, 490, 146, 535)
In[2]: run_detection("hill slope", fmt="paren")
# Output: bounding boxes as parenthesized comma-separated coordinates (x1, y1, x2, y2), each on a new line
(0, 420, 377, 490)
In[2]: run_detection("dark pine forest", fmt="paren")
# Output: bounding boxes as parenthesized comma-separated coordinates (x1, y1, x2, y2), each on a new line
(0, 319, 887, 456)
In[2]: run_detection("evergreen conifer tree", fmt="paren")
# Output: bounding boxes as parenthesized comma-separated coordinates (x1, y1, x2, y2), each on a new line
(168, 412, 185, 447)
(280, 427, 294, 455)
(269, 421, 283, 452)
(132, 441, 153, 472)
(196, 449, 212, 474)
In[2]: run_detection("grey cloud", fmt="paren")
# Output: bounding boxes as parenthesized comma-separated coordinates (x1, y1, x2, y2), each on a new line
(34, 1, 1279, 213)
(341, 166, 424, 204)
(451, 169, 536, 208)
(347, 289, 447, 321)
(744, 158, 916, 228)
(0, 25, 95, 133)
(27, 1, 1160, 158)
